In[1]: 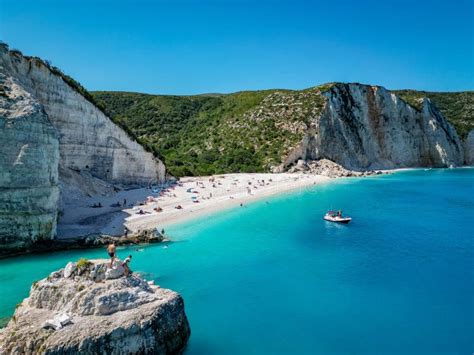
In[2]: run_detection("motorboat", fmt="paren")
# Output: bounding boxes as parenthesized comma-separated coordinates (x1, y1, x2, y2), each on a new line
(323, 210, 352, 224)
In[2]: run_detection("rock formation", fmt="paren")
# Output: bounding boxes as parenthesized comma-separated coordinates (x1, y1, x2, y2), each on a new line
(286, 159, 384, 178)
(0, 73, 59, 255)
(0, 44, 166, 256)
(0, 259, 190, 354)
(0, 45, 165, 186)
(293, 83, 464, 170)
(464, 130, 474, 165)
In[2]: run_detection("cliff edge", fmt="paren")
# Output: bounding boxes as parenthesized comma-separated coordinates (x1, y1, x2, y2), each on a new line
(0, 259, 190, 354)
(296, 83, 464, 170)
(0, 43, 167, 256)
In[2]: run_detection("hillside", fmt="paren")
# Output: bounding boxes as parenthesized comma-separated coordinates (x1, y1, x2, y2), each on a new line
(93, 84, 333, 176)
(92, 86, 473, 176)
(394, 90, 474, 138)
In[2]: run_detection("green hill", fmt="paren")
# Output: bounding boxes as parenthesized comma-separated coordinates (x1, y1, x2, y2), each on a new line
(92, 86, 473, 177)
(92, 85, 332, 176)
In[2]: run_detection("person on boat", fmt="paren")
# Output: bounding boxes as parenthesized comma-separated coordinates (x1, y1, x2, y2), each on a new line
(338, 210, 342, 217)
(107, 243, 116, 268)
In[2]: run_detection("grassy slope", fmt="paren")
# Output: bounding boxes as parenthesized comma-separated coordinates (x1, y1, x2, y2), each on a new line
(93, 85, 330, 176)
(93, 87, 473, 177)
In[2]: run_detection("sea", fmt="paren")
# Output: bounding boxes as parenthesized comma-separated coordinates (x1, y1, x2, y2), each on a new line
(0, 168, 473, 354)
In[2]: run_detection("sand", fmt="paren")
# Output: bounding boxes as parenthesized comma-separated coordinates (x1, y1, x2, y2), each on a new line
(57, 173, 331, 239)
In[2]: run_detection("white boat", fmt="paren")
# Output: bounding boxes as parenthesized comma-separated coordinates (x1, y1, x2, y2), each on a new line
(323, 211, 352, 224)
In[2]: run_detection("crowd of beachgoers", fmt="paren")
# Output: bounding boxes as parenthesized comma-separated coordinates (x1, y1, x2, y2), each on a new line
(58, 173, 330, 239)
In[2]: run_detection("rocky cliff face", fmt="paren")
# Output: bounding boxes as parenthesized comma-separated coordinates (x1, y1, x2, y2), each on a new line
(0, 44, 167, 255)
(464, 130, 474, 165)
(297, 83, 464, 170)
(0, 73, 59, 255)
(0, 260, 190, 354)
(0, 46, 165, 185)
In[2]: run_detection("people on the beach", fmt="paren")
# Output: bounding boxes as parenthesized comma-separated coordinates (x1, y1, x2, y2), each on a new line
(107, 243, 116, 268)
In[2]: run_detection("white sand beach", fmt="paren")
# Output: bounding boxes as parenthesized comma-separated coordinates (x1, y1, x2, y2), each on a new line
(58, 173, 331, 238)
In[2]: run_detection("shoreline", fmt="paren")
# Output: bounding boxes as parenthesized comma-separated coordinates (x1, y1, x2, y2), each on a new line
(124, 173, 333, 232)
(3, 167, 468, 259)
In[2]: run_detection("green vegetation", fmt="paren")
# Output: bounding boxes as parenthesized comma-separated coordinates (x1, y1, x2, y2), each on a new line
(93, 87, 473, 176)
(93, 86, 330, 176)
(394, 90, 474, 138)
(77, 258, 92, 270)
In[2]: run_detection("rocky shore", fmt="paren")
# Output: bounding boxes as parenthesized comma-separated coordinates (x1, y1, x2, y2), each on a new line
(0, 230, 165, 259)
(286, 158, 386, 177)
(0, 259, 190, 354)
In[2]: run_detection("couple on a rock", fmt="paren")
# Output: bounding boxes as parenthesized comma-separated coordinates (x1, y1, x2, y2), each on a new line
(107, 243, 132, 276)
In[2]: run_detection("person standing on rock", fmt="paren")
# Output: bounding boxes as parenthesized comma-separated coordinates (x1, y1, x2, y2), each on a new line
(107, 243, 116, 268)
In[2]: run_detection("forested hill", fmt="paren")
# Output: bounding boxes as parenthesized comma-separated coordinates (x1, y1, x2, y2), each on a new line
(92, 87, 473, 177)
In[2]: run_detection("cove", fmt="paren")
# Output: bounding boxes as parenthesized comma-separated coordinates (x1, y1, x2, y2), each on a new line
(1, 168, 473, 354)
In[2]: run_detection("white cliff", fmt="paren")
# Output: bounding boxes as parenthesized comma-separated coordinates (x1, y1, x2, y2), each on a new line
(0, 46, 165, 185)
(0, 73, 59, 256)
(0, 259, 190, 354)
(0, 44, 166, 256)
(464, 130, 474, 165)
(299, 83, 464, 170)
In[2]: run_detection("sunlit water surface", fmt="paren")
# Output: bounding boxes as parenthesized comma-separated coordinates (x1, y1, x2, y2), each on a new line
(1, 169, 473, 354)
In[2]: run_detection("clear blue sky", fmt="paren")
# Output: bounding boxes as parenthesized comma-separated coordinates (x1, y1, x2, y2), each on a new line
(1, 0, 473, 94)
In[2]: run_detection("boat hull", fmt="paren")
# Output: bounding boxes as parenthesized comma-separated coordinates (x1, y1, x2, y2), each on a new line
(323, 216, 352, 224)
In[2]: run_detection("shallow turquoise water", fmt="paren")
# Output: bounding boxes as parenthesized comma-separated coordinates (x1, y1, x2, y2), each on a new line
(1, 169, 473, 354)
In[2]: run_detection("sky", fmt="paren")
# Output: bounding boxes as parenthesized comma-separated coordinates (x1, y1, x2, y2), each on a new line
(0, 0, 473, 95)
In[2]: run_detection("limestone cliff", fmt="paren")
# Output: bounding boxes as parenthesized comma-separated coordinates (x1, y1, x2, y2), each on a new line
(0, 45, 165, 185)
(464, 130, 474, 165)
(0, 259, 190, 354)
(0, 44, 166, 256)
(296, 83, 464, 170)
(0, 73, 59, 255)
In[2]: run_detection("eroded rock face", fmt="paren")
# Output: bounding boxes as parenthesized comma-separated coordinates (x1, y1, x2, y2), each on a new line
(464, 130, 474, 165)
(0, 260, 190, 354)
(300, 83, 464, 170)
(0, 74, 59, 255)
(0, 44, 167, 255)
(0, 46, 166, 186)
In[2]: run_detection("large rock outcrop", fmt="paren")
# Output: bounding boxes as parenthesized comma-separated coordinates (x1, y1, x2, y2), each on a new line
(0, 73, 59, 255)
(0, 260, 190, 354)
(294, 83, 465, 170)
(0, 45, 165, 185)
(0, 44, 166, 255)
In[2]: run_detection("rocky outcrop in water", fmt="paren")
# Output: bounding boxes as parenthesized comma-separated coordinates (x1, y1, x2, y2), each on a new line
(0, 44, 166, 256)
(289, 83, 465, 170)
(0, 259, 190, 354)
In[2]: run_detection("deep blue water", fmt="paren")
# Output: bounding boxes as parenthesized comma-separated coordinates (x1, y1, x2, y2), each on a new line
(0, 169, 473, 354)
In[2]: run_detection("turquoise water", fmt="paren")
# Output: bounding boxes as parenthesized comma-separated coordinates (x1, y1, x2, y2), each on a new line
(1, 169, 473, 354)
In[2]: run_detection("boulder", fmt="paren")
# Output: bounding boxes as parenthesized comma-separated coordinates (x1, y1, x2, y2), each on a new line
(63, 262, 76, 278)
(0, 260, 190, 354)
